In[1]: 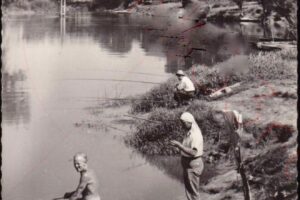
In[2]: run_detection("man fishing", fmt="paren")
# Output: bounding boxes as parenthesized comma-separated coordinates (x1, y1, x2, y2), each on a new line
(63, 153, 101, 200)
(170, 112, 204, 200)
(174, 70, 196, 106)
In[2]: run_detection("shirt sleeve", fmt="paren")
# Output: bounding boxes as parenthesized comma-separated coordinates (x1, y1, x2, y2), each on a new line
(233, 110, 242, 124)
(191, 133, 203, 153)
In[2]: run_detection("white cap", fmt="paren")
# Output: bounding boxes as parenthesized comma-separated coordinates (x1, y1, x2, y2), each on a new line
(180, 112, 195, 123)
(176, 70, 185, 76)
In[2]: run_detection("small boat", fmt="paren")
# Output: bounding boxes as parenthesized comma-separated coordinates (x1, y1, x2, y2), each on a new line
(254, 41, 297, 51)
(110, 10, 132, 14)
(240, 17, 260, 23)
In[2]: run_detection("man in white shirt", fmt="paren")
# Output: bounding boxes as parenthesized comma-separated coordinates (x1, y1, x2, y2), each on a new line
(171, 112, 204, 200)
(174, 70, 196, 106)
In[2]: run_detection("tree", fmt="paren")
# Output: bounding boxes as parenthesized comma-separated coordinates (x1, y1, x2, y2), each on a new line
(259, 0, 297, 39)
(182, 0, 192, 8)
(232, 0, 243, 10)
(232, 0, 244, 16)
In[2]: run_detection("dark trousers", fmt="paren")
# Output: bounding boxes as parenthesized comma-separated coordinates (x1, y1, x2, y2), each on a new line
(174, 90, 195, 105)
(181, 156, 204, 200)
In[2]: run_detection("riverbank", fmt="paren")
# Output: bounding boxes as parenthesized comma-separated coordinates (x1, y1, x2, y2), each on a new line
(109, 0, 296, 40)
(125, 48, 297, 199)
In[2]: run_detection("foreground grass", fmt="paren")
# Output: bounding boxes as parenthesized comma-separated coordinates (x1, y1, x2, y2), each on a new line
(131, 49, 297, 113)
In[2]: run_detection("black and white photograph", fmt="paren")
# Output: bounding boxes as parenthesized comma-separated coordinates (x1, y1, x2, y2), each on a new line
(1, 0, 298, 200)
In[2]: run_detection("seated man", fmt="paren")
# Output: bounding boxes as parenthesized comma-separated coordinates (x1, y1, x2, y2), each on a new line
(64, 153, 101, 200)
(174, 70, 196, 105)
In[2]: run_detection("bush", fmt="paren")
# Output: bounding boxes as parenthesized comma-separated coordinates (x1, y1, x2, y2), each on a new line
(31, 0, 57, 11)
(7, 0, 58, 11)
(247, 50, 297, 81)
(127, 101, 223, 156)
(131, 78, 178, 113)
(246, 145, 297, 199)
(16, 0, 31, 10)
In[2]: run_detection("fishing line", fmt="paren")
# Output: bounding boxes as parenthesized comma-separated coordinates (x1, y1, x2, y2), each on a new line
(124, 114, 178, 123)
(75, 68, 170, 77)
(79, 97, 172, 103)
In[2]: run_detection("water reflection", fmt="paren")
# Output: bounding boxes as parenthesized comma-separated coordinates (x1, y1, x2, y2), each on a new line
(2, 69, 30, 125)
(12, 14, 288, 75)
(2, 23, 30, 125)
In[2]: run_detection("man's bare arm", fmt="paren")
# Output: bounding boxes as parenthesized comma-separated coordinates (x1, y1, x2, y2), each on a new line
(69, 174, 89, 200)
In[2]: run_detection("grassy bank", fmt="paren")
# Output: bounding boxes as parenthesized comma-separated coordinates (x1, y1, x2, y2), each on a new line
(131, 49, 297, 113)
(127, 48, 297, 199)
(128, 48, 297, 155)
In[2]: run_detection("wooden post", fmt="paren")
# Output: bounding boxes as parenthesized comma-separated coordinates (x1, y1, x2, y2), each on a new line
(224, 111, 252, 200)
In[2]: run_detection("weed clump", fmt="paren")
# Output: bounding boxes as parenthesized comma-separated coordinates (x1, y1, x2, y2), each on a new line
(127, 101, 223, 156)
(247, 50, 297, 81)
(246, 146, 297, 200)
(131, 78, 177, 113)
(244, 121, 295, 144)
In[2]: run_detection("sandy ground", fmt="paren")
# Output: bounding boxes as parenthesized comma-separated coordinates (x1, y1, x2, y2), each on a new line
(210, 79, 297, 127)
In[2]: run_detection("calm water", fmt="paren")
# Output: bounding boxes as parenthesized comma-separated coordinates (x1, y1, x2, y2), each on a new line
(1, 13, 274, 200)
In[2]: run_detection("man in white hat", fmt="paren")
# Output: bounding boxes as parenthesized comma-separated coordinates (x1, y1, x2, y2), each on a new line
(170, 112, 204, 200)
(174, 70, 196, 106)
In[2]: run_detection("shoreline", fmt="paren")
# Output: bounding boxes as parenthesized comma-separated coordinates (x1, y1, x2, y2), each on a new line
(125, 49, 297, 199)
(3, 1, 297, 41)
(92, 49, 297, 200)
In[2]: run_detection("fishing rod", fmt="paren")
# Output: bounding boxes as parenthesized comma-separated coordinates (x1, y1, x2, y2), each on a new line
(81, 97, 169, 103)
(124, 114, 177, 123)
(75, 68, 170, 78)
(61, 78, 161, 85)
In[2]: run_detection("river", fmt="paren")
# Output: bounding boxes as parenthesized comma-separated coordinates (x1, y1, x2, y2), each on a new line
(2, 13, 273, 200)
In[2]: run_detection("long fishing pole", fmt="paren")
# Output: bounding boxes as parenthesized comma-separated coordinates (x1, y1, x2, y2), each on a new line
(81, 97, 169, 102)
(74, 68, 170, 78)
(60, 78, 161, 85)
(124, 114, 161, 124)
(124, 114, 177, 123)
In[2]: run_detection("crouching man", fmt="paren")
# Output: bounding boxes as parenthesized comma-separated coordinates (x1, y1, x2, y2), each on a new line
(174, 70, 196, 106)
